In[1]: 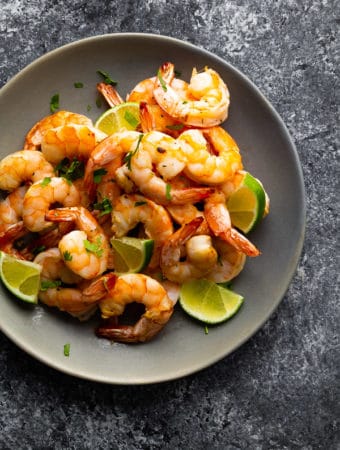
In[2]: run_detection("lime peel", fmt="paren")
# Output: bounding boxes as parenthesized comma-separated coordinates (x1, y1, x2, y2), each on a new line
(227, 172, 266, 234)
(0, 251, 42, 304)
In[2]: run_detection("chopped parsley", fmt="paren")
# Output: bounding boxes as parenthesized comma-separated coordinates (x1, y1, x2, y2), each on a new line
(40, 280, 62, 291)
(204, 325, 209, 335)
(96, 70, 117, 86)
(55, 157, 85, 182)
(74, 82, 84, 88)
(63, 251, 73, 261)
(124, 134, 143, 170)
(157, 70, 167, 92)
(84, 238, 103, 257)
(124, 110, 139, 128)
(165, 183, 172, 200)
(64, 343, 70, 357)
(94, 197, 112, 216)
(50, 93, 59, 113)
(93, 168, 107, 184)
(40, 177, 51, 186)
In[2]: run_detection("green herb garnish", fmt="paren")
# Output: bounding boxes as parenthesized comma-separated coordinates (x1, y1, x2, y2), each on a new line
(94, 197, 112, 216)
(204, 325, 209, 335)
(50, 93, 59, 113)
(124, 134, 143, 170)
(165, 183, 172, 200)
(63, 251, 73, 261)
(93, 168, 107, 184)
(40, 280, 62, 291)
(64, 343, 70, 357)
(32, 245, 46, 256)
(40, 177, 51, 186)
(124, 110, 139, 128)
(174, 69, 182, 77)
(84, 238, 103, 257)
(134, 201, 147, 207)
(87, 104, 92, 112)
(157, 70, 167, 92)
(55, 157, 85, 182)
(96, 70, 117, 86)
(74, 82, 84, 88)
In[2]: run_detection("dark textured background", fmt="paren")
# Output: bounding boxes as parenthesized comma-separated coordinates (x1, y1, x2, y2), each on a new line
(0, 1, 339, 448)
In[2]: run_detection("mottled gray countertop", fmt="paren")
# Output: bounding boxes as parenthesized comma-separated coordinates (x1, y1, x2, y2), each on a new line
(0, 1, 338, 448)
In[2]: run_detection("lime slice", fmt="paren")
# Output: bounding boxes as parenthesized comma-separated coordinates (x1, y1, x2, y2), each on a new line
(95, 102, 140, 134)
(0, 251, 41, 304)
(179, 279, 244, 324)
(110, 237, 154, 273)
(227, 172, 266, 234)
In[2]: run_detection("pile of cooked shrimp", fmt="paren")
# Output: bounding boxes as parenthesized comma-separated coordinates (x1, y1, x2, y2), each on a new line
(0, 62, 267, 343)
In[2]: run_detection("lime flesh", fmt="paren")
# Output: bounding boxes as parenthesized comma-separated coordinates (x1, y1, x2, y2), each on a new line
(95, 102, 140, 134)
(110, 237, 154, 273)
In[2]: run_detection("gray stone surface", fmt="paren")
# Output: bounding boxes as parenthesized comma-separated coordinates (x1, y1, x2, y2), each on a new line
(0, 0, 339, 448)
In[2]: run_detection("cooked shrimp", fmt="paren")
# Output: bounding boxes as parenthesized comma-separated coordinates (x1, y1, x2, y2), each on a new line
(0, 186, 28, 232)
(204, 191, 260, 257)
(0, 150, 54, 191)
(154, 62, 230, 127)
(129, 138, 213, 205)
(34, 248, 99, 320)
(88, 273, 174, 343)
(160, 217, 218, 283)
(111, 194, 173, 268)
(179, 127, 243, 185)
(41, 124, 107, 165)
(0, 221, 31, 259)
(24, 110, 93, 150)
(22, 177, 81, 232)
(84, 130, 142, 188)
(45, 206, 110, 279)
(205, 238, 246, 283)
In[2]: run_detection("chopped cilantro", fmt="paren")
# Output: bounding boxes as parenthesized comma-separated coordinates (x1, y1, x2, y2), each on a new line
(204, 325, 209, 335)
(84, 238, 103, 257)
(55, 157, 85, 182)
(50, 93, 59, 113)
(96, 70, 117, 86)
(165, 183, 172, 200)
(124, 134, 143, 170)
(74, 82, 84, 88)
(63, 251, 73, 261)
(93, 168, 107, 184)
(174, 69, 182, 77)
(87, 104, 92, 112)
(157, 70, 167, 92)
(40, 280, 62, 291)
(40, 177, 51, 186)
(64, 343, 70, 357)
(124, 110, 139, 128)
(94, 197, 112, 216)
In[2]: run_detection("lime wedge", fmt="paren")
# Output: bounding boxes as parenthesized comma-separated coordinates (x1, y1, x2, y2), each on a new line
(110, 237, 154, 273)
(227, 172, 267, 234)
(179, 279, 244, 324)
(0, 251, 41, 303)
(95, 102, 140, 134)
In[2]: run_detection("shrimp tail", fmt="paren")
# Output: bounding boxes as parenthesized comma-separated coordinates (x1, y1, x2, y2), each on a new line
(96, 317, 167, 343)
(97, 83, 123, 107)
(170, 187, 214, 205)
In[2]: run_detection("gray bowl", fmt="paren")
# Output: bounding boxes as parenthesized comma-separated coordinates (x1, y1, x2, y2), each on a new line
(0, 33, 305, 384)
